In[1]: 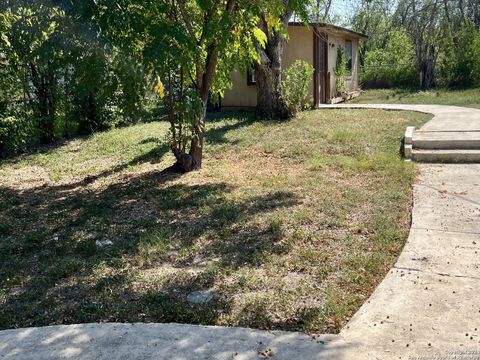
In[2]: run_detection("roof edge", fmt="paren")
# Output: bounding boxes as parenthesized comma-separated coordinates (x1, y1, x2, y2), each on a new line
(288, 22, 369, 40)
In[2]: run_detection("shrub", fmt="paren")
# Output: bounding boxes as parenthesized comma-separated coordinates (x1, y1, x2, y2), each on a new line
(0, 115, 36, 155)
(361, 30, 417, 88)
(438, 21, 480, 87)
(281, 60, 315, 116)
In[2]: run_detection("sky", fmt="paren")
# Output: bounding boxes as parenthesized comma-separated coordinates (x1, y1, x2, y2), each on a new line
(329, 0, 355, 25)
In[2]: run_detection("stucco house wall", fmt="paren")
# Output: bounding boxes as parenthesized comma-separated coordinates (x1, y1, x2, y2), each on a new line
(221, 24, 366, 109)
(282, 26, 315, 102)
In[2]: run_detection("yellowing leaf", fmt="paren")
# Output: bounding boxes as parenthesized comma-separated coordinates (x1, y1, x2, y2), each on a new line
(154, 75, 164, 99)
(253, 27, 267, 48)
(265, 13, 277, 29)
(0, 33, 10, 47)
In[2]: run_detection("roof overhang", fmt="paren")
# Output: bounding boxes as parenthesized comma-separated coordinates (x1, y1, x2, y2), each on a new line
(289, 22, 368, 40)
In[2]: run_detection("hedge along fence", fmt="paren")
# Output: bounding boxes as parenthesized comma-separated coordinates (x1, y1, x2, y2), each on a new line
(360, 60, 480, 89)
(359, 63, 418, 89)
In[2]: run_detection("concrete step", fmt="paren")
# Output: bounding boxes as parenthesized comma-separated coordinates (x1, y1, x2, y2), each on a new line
(413, 131, 480, 149)
(412, 149, 480, 163)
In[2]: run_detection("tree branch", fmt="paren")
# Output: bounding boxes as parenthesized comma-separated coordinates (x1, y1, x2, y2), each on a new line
(177, 0, 197, 41)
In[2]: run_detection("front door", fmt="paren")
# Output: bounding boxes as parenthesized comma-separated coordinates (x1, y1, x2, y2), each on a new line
(314, 31, 328, 106)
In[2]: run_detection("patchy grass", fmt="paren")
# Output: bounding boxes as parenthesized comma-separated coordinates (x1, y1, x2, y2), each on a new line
(351, 88, 480, 108)
(0, 109, 430, 334)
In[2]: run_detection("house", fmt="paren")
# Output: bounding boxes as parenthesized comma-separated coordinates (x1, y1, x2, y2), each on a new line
(221, 23, 368, 110)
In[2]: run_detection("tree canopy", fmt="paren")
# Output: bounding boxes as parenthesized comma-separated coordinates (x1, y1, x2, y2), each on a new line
(350, 0, 480, 88)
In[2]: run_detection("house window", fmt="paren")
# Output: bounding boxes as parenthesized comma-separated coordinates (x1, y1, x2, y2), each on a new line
(345, 40, 353, 72)
(247, 65, 256, 85)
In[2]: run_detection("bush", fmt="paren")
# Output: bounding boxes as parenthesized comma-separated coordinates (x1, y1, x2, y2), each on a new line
(361, 30, 417, 88)
(281, 60, 315, 116)
(0, 115, 36, 155)
(438, 21, 480, 87)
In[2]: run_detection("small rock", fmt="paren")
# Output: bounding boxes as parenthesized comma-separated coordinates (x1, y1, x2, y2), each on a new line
(96, 239, 113, 247)
(186, 290, 216, 304)
(9, 286, 25, 296)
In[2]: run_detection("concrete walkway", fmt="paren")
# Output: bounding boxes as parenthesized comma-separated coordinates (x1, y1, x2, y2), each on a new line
(1, 105, 480, 359)
(340, 163, 480, 359)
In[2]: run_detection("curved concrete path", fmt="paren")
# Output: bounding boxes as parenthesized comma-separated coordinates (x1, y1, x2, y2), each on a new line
(1, 105, 480, 359)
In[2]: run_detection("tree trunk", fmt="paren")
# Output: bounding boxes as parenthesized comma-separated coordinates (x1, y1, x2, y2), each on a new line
(418, 45, 436, 89)
(255, 11, 292, 119)
(171, 66, 211, 173)
(29, 63, 56, 143)
(419, 61, 436, 89)
(172, 103, 206, 173)
(188, 106, 205, 170)
(255, 56, 285, 119)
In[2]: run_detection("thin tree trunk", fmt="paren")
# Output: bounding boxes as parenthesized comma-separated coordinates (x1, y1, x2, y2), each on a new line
(169, 0, 235, 173)
(173, 47, 216, 172)
(188, 103, 206, 170)
(29, 63, 56, 143)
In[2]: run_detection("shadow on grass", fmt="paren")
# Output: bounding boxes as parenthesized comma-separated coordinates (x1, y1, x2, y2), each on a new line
(81, 142, 170, 184)
(0, 163, 298, 329)
(204, 112, 256, 145)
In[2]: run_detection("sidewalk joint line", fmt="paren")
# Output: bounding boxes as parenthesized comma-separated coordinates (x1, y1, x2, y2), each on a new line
(393, 266, 480, 281)
(410, 226, 480, 235)
(417, 183, 480, 206)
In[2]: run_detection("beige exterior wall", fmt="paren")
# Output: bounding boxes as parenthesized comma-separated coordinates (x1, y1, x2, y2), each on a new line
(221, 71, 257, 108)
(282, 26, 315, 105)
(222, 25, 362, 109)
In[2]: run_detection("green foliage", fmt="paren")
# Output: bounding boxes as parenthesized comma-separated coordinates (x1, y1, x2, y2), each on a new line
(438, 21, 480, 87)
(0, 116, 36, 154)
(362, 30, 417, 87)
(167, 86, 204, 149)
(351, 0, 480, 89)
(0, 0, 319, 159)
(0, 0, 157, 152)
(335, 46, 348, 96)
(281, 60, 314, 116)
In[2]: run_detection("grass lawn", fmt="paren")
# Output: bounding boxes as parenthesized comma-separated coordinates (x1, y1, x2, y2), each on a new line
(0, 109, 430, 334)
(351, 88, 480, 109)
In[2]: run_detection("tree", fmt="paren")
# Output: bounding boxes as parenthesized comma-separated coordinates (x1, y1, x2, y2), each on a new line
(0, 0, 151, 153)
(362, 29, 417, 87)
(80, 0, 266, 172)
(1, 2, 66, 142)
(350, 0, 397, 63)
(349, 0, 480, 89)
(397, 0, 442, 89)
(254, 1, 315, 119)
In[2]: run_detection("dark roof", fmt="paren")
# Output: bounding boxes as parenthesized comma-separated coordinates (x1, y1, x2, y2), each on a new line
(289, 22, 368, 40)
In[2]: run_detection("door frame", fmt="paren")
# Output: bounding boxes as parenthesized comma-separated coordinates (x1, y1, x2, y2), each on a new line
(313, 29, 329, 107)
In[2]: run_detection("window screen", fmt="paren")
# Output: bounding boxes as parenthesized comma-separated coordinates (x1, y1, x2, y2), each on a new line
(345, 40, 353, 72)
(247, 65, 256, 85)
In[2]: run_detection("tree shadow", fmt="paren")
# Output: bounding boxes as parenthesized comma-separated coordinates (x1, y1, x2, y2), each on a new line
(0, 322, 354, 359)
(82, 142, 170, 184)
(0, 110, 310, 330)
(204, 112, 256, 145)
(0, 165, 299, 329)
